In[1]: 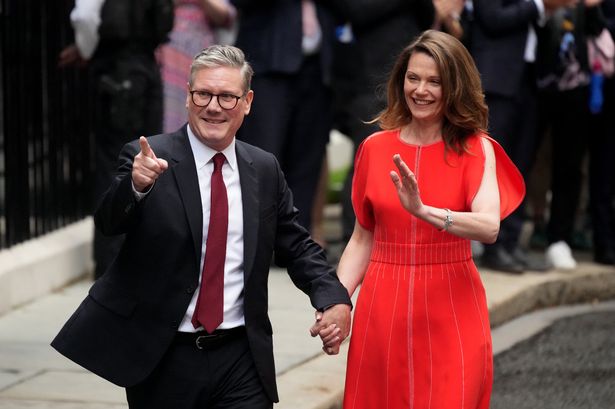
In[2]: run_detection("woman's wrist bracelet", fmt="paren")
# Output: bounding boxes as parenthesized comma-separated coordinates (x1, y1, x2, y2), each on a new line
(439, 208, 454, 231)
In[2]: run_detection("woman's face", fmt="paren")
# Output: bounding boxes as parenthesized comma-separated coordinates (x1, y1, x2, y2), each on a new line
(403, 52, 444, 125)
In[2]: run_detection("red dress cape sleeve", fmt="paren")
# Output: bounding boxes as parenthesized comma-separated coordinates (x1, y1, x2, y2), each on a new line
(484, 134, 526, 220)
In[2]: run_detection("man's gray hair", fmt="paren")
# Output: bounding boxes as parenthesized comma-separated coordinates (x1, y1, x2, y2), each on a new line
(189, 45, 254, 93)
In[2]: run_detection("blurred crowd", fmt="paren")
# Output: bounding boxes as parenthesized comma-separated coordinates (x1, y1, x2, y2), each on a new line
(62, 0, 615, 276)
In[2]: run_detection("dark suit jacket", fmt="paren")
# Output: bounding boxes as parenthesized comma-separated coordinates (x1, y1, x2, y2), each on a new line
(231, 0, 338, 84)
(51, 127, 351, 402)
(471, 0, 541, 98)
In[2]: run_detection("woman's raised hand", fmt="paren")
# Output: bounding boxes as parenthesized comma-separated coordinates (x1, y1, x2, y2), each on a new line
(390, 154, 425, 218)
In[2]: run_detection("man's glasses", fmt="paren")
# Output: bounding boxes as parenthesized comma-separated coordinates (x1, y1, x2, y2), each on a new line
(189, 90, 243, 110)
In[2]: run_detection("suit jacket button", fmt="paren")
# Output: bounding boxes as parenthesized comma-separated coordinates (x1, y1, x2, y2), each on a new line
(186, 286, 194, 294)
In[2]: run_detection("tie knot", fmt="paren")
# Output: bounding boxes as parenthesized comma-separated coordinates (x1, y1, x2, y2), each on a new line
(213, 153, 226, 172)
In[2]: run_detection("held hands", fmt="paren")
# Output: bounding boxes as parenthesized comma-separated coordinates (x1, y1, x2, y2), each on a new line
(132, 137, 169, 192)
(390, 154, 426, 218)
(309, 304, 351, 355)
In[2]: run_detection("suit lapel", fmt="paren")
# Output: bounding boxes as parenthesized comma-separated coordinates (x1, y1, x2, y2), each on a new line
(236, 141, 259, 281)
(170, 128, 203, 269)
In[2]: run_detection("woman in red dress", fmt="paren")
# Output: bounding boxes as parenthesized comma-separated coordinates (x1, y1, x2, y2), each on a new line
(329, 30, 525, 408)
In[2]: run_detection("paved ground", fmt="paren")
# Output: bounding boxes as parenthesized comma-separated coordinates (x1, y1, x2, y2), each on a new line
(0, 269, 325, 409)
(492, 301, 615, 409)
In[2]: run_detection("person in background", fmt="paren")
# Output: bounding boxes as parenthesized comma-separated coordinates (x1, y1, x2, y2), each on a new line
(471, 0, 577, 273)
(325, 30, 525, 408)
(159, 0, 236, 133)
(536, 0, 605, 269)
(230, 0, 339, 232)
(58, 0, 173, 279)
(52, 45, 352, 409)
(588, 0, 615, 265)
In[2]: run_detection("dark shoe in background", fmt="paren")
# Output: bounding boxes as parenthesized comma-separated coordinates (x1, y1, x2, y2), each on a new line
(481, 245, 524, 274)
(510, 246, 550, 272)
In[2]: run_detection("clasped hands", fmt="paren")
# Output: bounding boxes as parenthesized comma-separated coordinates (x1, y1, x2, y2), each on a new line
(309, 304, 351, 355)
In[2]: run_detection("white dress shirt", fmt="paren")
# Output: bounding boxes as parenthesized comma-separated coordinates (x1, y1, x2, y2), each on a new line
(525, 0, 547, 62)
(178, 126, 246, 331)
(70, 0, 104, 59)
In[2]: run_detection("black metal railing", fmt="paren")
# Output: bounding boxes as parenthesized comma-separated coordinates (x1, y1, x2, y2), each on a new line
(0, 0, 94, 249)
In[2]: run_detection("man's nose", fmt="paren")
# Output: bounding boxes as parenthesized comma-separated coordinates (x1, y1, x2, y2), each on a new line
(207, 95, 224, 111)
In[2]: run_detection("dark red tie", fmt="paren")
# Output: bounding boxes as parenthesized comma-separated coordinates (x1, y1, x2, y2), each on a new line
(192, 153, 228, 333)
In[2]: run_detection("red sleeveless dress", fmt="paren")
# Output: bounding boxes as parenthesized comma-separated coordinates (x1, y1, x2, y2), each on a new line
(343, 130, 524, 409)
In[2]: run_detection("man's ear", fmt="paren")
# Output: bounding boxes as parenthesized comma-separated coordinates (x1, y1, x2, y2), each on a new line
(185, 82, 191, 109)
(243, 90, 254, 114)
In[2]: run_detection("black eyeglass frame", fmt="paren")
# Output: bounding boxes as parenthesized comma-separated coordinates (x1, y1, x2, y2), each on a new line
(189, 90, 245, 110)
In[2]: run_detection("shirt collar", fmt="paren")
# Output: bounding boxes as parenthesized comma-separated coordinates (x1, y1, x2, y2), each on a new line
(186, 125, 237, 171)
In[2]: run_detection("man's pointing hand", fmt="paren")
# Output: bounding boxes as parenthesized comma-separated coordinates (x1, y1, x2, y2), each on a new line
(132, 136, 169, 192)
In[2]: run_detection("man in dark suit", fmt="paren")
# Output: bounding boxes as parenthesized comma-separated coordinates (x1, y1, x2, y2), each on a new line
(230, 0, 338, 232)
(51, 45, 352, 409)
(471, 0, 577, 273)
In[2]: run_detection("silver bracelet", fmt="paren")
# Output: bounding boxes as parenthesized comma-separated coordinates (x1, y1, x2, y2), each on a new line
(440, 208, 453, 231)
